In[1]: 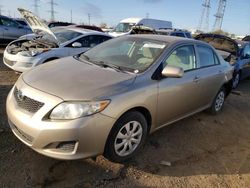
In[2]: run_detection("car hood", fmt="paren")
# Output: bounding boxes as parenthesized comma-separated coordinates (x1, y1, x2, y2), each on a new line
(195, 34, 239, 56)
(22, 56, 136, 100)
(18, 8, 58, 41)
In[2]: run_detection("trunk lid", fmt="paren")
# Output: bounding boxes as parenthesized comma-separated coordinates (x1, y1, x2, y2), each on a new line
(195, 34, 239, 56)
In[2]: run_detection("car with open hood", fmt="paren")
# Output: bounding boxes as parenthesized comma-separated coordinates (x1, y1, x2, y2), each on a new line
(7, 35, 233, 162)
(195, 33, 250, 88)
(3, 8, 112, 72)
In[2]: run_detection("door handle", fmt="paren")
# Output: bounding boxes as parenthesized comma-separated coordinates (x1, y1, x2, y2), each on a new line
(193, 76, 200, 83)
(4, 28, 8, 30)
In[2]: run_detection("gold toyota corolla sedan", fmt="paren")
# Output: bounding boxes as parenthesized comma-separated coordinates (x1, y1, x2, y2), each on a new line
(6, 35, 233, 162)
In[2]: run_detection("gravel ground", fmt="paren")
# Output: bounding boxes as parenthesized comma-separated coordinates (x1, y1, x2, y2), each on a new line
(0, 48, 250, 188)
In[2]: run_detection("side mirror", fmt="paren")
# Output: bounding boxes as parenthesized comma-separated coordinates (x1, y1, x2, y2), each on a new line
(18, 25, 24, 29)
(161, 65, 184, 78)
(72, 42, 82, 48)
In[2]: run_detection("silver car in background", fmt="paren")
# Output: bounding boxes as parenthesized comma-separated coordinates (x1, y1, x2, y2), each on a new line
(6, 35, 233, 162)
(0, 15, 32, 44)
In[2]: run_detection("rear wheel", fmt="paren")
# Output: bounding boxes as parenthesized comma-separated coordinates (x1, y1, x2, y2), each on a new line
(208, 87, 226, 115)
(104, 111, 147, 163)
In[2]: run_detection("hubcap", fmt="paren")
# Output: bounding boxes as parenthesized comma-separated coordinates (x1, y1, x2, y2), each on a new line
(114, 121, 143, 157)
(215, 91, 225, 112)
(233, 73, 240, 88)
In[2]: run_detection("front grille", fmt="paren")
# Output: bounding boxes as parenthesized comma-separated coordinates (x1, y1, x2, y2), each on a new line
(14, 87, 44, 113)
(9, 120, 34, 145)
(4, 57, 15, 66)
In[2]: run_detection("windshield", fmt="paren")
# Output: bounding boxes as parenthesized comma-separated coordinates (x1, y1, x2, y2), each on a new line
(41, 28, 82, 44)
(79, 36, 167, 73)
(114, 23, 135, 33)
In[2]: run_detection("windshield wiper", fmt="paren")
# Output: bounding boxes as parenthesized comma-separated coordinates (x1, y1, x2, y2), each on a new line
(95, 61, 123, 72)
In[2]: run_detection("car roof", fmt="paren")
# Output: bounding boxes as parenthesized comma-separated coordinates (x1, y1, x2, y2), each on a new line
(125, 34, 205, 46)
(52, 26, 111, 36)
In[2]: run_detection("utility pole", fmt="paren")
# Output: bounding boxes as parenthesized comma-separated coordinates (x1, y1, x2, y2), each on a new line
(88, 13, 90, 25)
(146, 12, 149, 19)
(70, 9, 72, 23)
(213, 0, 227, 31)
(0, 5, 3, 15)
(33, 0, 40, 16)
(198, 0, 211, 32)
(48, 0, 57, 22)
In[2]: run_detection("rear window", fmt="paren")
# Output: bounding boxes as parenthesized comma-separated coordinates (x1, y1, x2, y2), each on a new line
(197, 45, 218, 68)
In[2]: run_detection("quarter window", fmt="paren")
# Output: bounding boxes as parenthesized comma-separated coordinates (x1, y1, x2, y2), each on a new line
(164, 45, 196, 71)
(197, 45, 218, 68)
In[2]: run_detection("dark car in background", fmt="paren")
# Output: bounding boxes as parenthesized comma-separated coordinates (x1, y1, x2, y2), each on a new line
(0, 15, 32, 44)
(195, 33, 250, 88)
(156, 29, 192, 38)
(242, 35, 250, 42)
(73, 25, 103, 32)
(48, 21, 74, 28)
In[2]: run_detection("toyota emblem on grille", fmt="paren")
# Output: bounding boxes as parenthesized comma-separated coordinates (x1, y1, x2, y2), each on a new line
(17, 90, 25, 101)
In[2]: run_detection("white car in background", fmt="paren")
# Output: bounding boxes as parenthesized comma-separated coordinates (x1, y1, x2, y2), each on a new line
(3, 8, 112, 72)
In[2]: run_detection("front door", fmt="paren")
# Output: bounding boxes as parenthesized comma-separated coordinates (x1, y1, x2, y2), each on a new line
(157, 45, 203, 126)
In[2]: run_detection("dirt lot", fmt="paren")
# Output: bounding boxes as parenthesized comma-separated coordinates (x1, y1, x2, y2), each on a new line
(0, 47, 250, 188)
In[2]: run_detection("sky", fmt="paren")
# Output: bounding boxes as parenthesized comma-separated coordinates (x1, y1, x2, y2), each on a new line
(0, 0, 249, 36)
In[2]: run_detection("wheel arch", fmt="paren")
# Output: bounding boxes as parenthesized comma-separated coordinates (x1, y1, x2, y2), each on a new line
(104, 106, 152, 149)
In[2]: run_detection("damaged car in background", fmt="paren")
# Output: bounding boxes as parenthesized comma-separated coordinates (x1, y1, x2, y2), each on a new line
(195, 33, 250, 88)
(3, 8, 113, 72)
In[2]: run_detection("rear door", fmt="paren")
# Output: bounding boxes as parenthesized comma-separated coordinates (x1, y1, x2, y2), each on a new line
(157, 44, 204, 126)
(194, 45, 225, 106)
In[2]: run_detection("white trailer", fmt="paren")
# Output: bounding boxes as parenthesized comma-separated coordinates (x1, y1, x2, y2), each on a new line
(109, 17, 172, 37)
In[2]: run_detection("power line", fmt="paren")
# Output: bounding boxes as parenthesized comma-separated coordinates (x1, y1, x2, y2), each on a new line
(213, 0, 227, 31)
(198, 0, 211, 32)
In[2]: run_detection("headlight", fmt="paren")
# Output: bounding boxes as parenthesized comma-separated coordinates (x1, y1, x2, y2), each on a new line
(49, 100, 110, 120)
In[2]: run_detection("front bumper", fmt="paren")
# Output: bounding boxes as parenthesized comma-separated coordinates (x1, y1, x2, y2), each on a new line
(3, 50, 40, 72)
(6, 81, 116, 160)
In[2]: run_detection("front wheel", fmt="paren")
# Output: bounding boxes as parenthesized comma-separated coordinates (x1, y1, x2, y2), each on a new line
(104, 111, 148, 163)
(208, 87, 226, 115)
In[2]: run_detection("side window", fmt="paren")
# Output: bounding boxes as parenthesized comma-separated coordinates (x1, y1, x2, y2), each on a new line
(164, 45, 196, 71)
(197, 45, 217, 68)
(76, 36, 90, 47)
(243, 45, 250, 58)
(1, 17, 19, 27)
(76, 35, 111, 48)
(88, 35, 111, 47)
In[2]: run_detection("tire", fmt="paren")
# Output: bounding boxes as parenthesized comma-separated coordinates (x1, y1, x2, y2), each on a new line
(232, 72, 240, 89)
(104, 111, 148, 163)
(208, 87, 226, 115)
